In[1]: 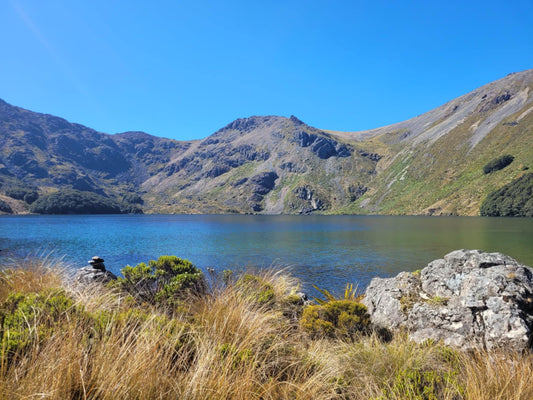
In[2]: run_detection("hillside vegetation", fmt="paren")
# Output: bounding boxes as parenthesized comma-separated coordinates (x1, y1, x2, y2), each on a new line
(1, 256, 533, 399)
(1, 70, 532, 216)
(480, 173, 533, 217)
(28, 189, 142, 214)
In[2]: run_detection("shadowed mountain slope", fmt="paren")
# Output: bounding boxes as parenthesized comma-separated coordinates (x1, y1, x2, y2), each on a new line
(0, 99, 190, 211)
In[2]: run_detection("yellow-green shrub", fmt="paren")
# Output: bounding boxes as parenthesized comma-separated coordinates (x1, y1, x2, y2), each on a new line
(300, 299, 370, 339)
(0, 289, 81, 359)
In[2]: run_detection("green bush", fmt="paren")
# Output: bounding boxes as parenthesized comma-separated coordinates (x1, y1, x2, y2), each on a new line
(0, 199, 12, 213)
(376, 368, 463, 400)
(480, 173, 533, 217)
(0, 289, 79, 358)
(115, 255, 205, 306)
(5, 187, 39, 204)
(483, 154, 514, 174)
(300, 299, 370, 339)
(30, 189, 125, 214)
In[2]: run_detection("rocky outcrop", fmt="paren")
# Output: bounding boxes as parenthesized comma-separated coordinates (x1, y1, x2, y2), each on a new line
(363, 249, 533, 351)
(292, 131, 350, 159)
(76, 256, 117, 284)
(246, 171, 279, 212)
(289, 185, 328, 214)
(357, 150, 382, 162)
(347, 184, 368, 202)
(249, 171, 278, 194)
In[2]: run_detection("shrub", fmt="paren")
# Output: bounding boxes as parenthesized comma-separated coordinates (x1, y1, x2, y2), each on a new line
(5, 187, 39, 204)
(376, 368, 463, 400)
(115, 255, 205, 306)
(30, 189, 125, 214)
(0, 289, 80, 359)
(483, 154, 514, 174)
(480, 173, 533, 217)
(300, 299, 370, 339)
(0, 199, 12, 213)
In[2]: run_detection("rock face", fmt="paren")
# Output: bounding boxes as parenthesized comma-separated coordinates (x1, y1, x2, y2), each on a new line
(76, 256, 117, 284)
(292, 130, 350, 159)
(290, 185, 327, 214)
(363, 249, 533, 351)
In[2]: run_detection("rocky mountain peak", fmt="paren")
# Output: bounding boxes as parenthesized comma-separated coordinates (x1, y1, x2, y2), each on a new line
(217, 115, 285, 133)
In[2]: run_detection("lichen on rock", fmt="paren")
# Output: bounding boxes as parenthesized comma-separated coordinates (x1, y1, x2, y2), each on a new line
(363, 249, 533, 351)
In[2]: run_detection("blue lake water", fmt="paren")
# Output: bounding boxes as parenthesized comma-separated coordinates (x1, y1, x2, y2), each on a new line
(0, 214, 532, 294)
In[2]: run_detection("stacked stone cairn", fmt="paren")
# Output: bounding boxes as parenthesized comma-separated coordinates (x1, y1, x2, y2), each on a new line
(76, 256, 117, 284)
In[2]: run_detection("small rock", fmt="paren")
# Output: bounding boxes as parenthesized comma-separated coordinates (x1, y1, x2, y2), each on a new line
(89, 256, 106, 270)
(77, 256, 117, 284)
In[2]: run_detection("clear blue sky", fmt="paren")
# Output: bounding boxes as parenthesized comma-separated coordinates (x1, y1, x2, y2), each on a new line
(1, 0, 532, 141)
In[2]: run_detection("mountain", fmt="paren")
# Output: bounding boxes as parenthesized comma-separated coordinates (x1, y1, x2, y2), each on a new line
(336, 69, 533, 215)
(0, 69, 532, 215)
(141, 115, 378, 213)
(0, 99, 190, 212)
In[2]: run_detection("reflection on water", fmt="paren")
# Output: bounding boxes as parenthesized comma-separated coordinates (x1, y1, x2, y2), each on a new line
(1, 214, 532, 293)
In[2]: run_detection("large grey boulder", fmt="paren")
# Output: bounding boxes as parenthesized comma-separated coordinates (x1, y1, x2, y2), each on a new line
(363, 249, 533, 351)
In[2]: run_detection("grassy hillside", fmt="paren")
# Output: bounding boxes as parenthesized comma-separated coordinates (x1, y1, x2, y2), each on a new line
(344, 110, 532, 216)
(339, 70, 533, 216)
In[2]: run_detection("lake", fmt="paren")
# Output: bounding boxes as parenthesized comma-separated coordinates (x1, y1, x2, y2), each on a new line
(1, 214, 532, 294)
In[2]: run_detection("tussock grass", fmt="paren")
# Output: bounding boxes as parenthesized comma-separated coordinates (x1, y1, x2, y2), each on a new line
(459, 350, 533, 400)
(0, 253, 65, 302)
(0, 256, 532, 399)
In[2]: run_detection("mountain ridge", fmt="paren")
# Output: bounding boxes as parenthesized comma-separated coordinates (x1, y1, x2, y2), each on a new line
(1, 69, 532, 215)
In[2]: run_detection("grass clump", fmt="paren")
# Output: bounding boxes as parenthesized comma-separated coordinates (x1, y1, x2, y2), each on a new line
(235, 273, 276, 305)
(427, 296, 449, 307)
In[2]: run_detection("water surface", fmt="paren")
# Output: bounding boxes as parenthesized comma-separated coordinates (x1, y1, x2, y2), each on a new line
(1, 214, 531, 294)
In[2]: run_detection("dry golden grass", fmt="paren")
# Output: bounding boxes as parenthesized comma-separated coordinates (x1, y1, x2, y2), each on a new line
(459, 350, 533, 400)
(0, 253, 65, 302)
(1, 256, 532, 399)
